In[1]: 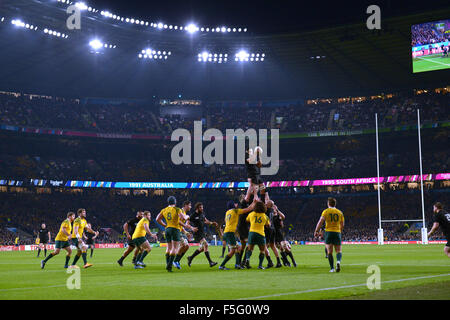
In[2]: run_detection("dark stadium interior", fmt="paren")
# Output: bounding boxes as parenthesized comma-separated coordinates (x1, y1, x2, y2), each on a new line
(0, 0, 449, 248)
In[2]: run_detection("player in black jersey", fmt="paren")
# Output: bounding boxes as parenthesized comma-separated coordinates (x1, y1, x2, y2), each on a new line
(428, 202, 450, 258)
(245, 147, 264, 202)
(237, 193, 252, 268)
(264, 193, 282, 268)
(117, 211, 144, 266)
(272, 204, 297, 267)
(187, 202, 218, 267)
(37, 223, 51, 258)
(84, 223, 99, 258)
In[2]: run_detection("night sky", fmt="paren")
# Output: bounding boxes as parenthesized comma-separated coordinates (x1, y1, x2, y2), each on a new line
(85, 0, 450, 33)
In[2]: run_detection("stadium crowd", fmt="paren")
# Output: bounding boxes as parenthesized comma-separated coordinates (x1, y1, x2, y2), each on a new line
(0, 90, 448, 135)
(0, 150, 447, 182)
(0, 188, 447, 246)
(411, 22, 448, 47)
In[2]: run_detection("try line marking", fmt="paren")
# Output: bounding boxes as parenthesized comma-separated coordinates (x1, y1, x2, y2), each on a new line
(237, 273, 450, 300)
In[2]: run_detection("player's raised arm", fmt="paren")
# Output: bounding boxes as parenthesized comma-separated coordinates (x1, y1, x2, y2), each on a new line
(47, 231, 51, 243)
(240, 200, 257, 214)
(275, 206, 286, 220)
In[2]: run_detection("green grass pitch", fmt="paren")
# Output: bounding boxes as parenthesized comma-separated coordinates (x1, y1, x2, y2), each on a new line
(0, 245, 449, 300)
(413, 54, 450, 73)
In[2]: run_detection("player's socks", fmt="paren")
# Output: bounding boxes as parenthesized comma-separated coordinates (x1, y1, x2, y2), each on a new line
(135, 253, 142, 263)
(328, 253, 334, 270)
(204, 251, 213, 263)
(140, 251, 149, 262)
(280, 251, 289, 265)
(258, 253, 265, 268)
(90, 248, 94, 257)
(287, 252, 297, 267)
(241, 247, 249, 265)
(81, 252, 88, 265)
(179, 251, 187, 261)
(71, 254, 81, 265)
(165, 253, 169, 265)
(65, 255, 71, 267)
(43, 252, 55, 263)
(117, 256, 124, 266)
(174, 254, 182, 263)
(336, 252, 342, 263)
(221, 246, 226, 257)
(191, 249, 201, 260)
(245, 250, 253, 261)
(37, 248, 41, 257)
(266, 255, 273, 268)
(220, 254, 232, 267)
(44, 248, 47, 257)
(276, 257, 282, 267)
(235, 252, 241, 265)
(325, 247, 328, 258)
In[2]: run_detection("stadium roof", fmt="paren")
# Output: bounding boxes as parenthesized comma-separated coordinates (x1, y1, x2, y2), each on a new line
(0, 0, 449, 100)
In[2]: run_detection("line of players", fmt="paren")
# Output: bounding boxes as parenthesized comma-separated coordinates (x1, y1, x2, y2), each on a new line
(40, 208, 99, 269)
(114, 190, 297, 272)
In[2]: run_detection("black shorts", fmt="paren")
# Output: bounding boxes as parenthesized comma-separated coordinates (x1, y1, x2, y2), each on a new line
(248, 174, 263, 185)
(86, 239, 94, 245)
(265, 228, 275, 243)
(40, 239, 48, 244)
(238, 227, 249, 241)
(274, 229, 285, 243)
(127, 239, 136, 247)
(193, 232, 205, 243)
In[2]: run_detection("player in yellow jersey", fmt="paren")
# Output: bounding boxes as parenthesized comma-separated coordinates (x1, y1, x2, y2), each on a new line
(70, 208, 97, 269)
(219, 199, 256, 270)
(243, 201, 271, 270)
(156, 196, 196, 272)
(314, 197, 345, 272)
(172, 200, 197, 269)
(132, 211, 157, 269)
(41, 212, 75, 269)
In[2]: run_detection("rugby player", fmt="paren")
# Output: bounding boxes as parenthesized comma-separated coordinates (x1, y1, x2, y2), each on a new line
(84, 223, 98, 258)
(243, 201, 271, 270)
(271, 203, 297, 267)
(219, 221, 227, 258)
(36, 223, 51, 258)
(41, 212, 75, 269)
(132, 211, 158, 269)
(245, 147, 264, 202)
(117, 211, 144, 266)
(70, 208, 96, 269)
(428, 202, 450, 258)
(237, 193, 255, 268)
(186, 202, 218, 267)
(173, 201, 197, 269)
(264, 194, 282, 268)
(219, 199, 256, 270)
(314, 198, 344, 272)
(156, 196, 196, 272)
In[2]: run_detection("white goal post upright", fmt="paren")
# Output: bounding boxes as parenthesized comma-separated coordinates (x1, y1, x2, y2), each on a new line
(375, 113, 383, 245)
(417, 109, 428, 244)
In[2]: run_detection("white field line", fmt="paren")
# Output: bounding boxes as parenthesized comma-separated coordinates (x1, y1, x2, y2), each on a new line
(237, 273, 450, 300)
(417, 56, 450, 67)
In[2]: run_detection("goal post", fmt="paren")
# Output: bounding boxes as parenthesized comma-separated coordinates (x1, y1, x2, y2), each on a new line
(375, 111, 428, 245)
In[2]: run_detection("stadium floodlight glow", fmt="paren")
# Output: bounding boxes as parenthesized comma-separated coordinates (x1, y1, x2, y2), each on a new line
(221, 27, 226, 32)
(186, 23, 199, 34)
(236, 50, 249, 61)
(75, 2, 88, 10)
(157, 22, 163, 29)
(89, 39, 103, 50)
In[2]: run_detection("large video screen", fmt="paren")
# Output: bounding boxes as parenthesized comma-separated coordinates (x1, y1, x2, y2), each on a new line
(411, 19, 450, 73)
